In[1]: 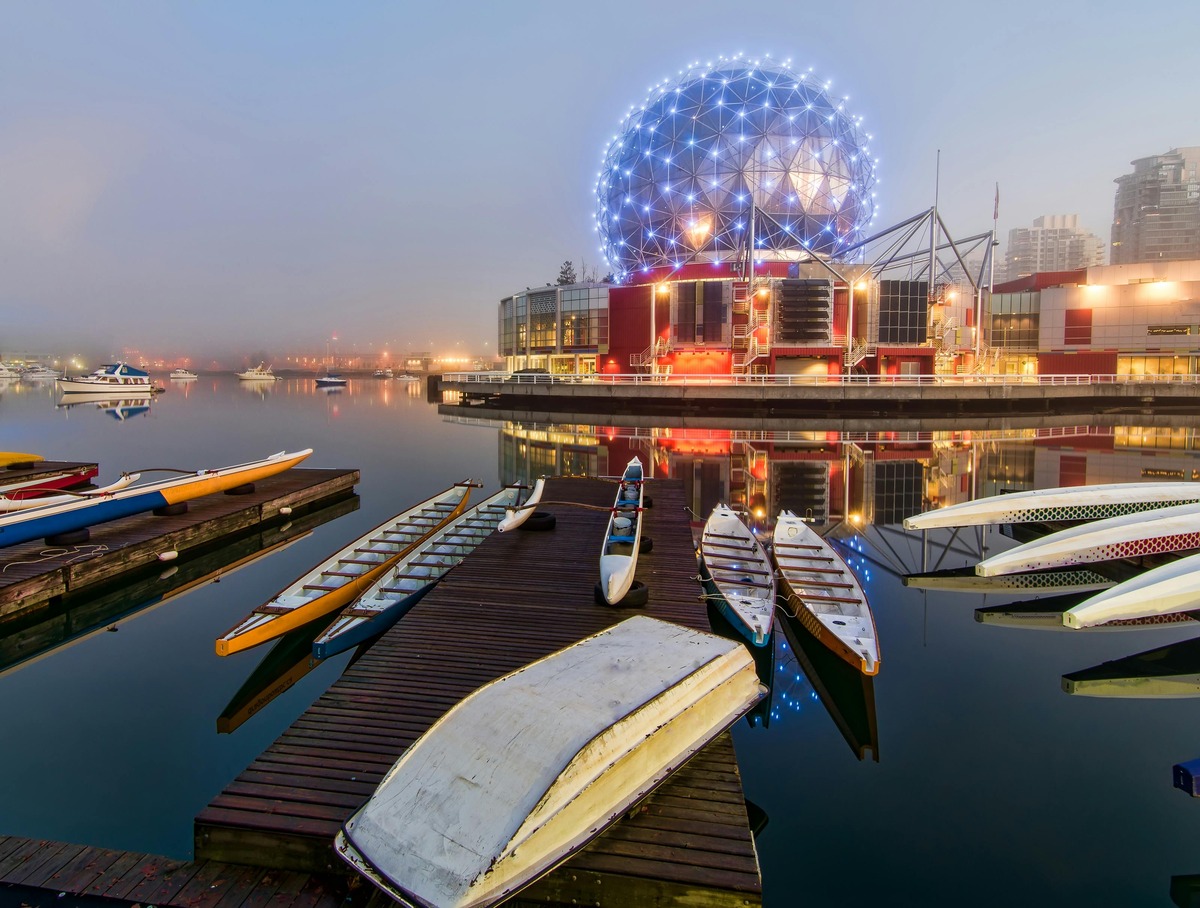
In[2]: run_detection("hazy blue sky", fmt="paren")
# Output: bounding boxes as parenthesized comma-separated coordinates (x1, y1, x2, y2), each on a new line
(2, 0, 1196, 362)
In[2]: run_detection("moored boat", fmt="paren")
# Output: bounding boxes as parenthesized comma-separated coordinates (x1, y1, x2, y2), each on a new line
(315, 373, 348, 387)
(698, 504, 775, 647)
(597, 457, 645, 605)
(0, 473, 139, 512)
(395, 373, 420, 382)
(0, 461, 97, 504)
(311, 484, 526, 659)
(214, 481, 474, 656)
(372, 368, 393, 379)
(170, 368, 198, 380)
(772, 510, 878, 674)
(904, 481, 1200, 531)
(1062, 550, 1200, 629)
(335, 615, 767, 908)
(57, 362, 160, 395)
(975, 500, 1200, 577)
(236, 363, 278, 380)
(0, 449, 311, 549)
(497, 477, 545, 532)
(20, 364, 60, 381)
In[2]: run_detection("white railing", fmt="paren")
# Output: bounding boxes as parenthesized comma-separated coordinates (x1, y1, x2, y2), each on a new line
(443, 371, 1200, 388)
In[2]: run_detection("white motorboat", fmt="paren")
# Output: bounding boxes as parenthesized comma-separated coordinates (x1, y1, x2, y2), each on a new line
(57, 363, 159, 395)
(170, 368, 198, 380)
(904, 481, 1200, 531)
(975, 500, 1200, 577)
(335, 615, 766, 908)
(698, 504, 775, 647)
(773, 511, 879, 674)
(236, 363, 278, 380)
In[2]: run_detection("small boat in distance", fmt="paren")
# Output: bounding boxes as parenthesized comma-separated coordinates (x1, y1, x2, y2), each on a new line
(315, 373, 348, 388)
(170, 368, 198, 380)
(698, 504, 775, 647)
(372, 368, 393, 379)
(773, 511, 879, 675)
(395, 373, 420, 383)
(335, 615, 766, 908)
(904, 481, 1200, 531)
(215, 481, 474, 656)
(597, 457, 645, 605)
(57, 363, 160, 395)
(20, 364, 60, 381)
(236, 363, 279, 381)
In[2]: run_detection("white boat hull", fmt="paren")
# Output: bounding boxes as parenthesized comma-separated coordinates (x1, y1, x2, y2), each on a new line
(904, 481, 1200, 530)
(335, 615, 766, 908)
(1063, 550, 1200, 628)
(975, 500, 1200, 577)
(699, 505, 775, 647)
(598, 458, 645, 605)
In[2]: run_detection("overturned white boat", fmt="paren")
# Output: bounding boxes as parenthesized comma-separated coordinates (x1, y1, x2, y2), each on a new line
(975, 500, 1200, 577)
(904, 481, 1200, 531)
(335, 615, 766, 908)
(1063, 551, 1200, 629)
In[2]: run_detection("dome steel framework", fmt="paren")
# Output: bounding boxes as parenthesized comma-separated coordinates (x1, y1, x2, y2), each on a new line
(595, 55, 878, 280)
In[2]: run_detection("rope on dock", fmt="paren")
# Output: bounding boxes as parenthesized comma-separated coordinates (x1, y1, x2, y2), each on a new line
(2, 543, 110, 572)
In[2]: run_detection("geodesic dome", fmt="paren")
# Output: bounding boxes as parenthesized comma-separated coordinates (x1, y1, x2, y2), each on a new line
(595, 55, 878, 281)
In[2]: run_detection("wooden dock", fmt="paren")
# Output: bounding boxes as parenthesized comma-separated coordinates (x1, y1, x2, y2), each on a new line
(0, 476, 764, 907)
(195, 476, 763, 906)
(0, 467, 360, 624)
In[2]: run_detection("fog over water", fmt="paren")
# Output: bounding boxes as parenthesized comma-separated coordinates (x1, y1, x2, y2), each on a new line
(2, 1, 1197, 361)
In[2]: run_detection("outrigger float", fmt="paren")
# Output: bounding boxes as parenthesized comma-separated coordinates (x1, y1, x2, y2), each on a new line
(0, 449, 312, 549)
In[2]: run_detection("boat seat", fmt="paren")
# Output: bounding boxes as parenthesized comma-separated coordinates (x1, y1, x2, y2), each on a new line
(706, 541, 755, 552)
(774, 564, 843, 574)
(773, 542, 823, 551)
(792, 592, 862, 604)
(301, 583, 344, 592)
(322, 569, 370, 578)
(254, 603, 299, 615)
(608, 535, 636, 543)
(704, 562, 770, 576)
(708, 573, 773, 589)
(787, 580, 855, 590)
(340, 606, 384, 618)
(707, 531, 752, 541)
(340, 557, 385, 566)
(774, 555, 836, 565)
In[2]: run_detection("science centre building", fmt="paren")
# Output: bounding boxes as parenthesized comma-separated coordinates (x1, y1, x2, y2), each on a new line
(499, 54, 983, 380)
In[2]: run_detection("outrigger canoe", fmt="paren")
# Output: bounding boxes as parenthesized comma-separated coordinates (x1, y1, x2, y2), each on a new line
(335, 615, 766, 908)
(311, 484, 526, 659)
(497, 477, 545, 532)
(0, 474, 140, 512)
(975, 500, 1200, 577)
(215, 482, 473, 656)
(0, 449, 311, 549)
(698, 504, 775, 647)
(598, 457, 645, 605)
(904, 481, 1200, 530)
(0, 462, 100, 506)
(1062, 550, 1200, 629)
(772, 510, 878, 675)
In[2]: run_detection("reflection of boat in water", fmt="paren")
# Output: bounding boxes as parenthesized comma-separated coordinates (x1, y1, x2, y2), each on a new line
(975, 593, 1200, 631)
(0, 494, 355, 679)
(975, 500, 1200, 577)
(773, 511, 878, 675)
(905, 482, 1200, 531)
(335, 615, 766, 908)
(56, 394, 151, 421)
(1063, 636, 1200, 698)
(775, 600, 879, 761)
(904, 564, 1113, 595)
(1063, 551, 1200, 629)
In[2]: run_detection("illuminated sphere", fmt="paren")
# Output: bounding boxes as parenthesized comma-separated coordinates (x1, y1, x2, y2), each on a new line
(595, 55, 878, 280)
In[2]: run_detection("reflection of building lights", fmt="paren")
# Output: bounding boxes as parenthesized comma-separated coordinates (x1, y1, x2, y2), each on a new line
(850, 512, 862, 525)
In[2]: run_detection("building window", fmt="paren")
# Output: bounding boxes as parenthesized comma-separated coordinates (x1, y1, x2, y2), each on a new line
(1063, 309, 1092, 345)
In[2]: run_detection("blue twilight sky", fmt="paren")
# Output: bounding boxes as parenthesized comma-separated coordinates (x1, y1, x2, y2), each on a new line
(1, 0, 1196, 362)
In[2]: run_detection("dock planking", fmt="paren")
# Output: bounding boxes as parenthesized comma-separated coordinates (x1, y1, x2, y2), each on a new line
(195, 477, 764, 906)
(0, 468, 360, 624)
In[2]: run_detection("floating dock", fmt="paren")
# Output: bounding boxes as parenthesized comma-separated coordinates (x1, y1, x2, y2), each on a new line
(1, 476, 763, 907)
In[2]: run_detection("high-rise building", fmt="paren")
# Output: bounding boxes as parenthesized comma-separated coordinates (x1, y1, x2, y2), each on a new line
(1111, 147, 1200, 264)
(1000, 215, 1105, 282)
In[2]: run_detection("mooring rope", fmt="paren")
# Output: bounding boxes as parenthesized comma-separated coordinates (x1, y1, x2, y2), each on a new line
(2, 543, 110, 572)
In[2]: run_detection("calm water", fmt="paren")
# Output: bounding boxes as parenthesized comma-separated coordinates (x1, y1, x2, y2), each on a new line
(2, 375, 1200, 907)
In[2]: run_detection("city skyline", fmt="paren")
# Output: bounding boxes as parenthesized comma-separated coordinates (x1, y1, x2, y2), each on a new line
(2, 0, 1197, 360)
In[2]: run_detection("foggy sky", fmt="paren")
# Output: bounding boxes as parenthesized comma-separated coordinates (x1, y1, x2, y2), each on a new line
(2, 0, 1196, 364)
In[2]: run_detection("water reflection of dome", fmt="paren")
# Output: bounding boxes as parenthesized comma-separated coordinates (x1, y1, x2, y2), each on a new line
(595, 54, 878, 280)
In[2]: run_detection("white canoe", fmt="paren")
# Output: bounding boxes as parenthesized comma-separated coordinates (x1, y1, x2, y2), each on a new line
(1062, 550, 1200, 628)
(215, 481, 473, 655)
(975, 500, 1200, 577)
(772, 511, 878, 674)
(335, 615, 766, 908)
(598, 458, 645, 605)
(904, 481, 1200, 531)
(311, 485, 523, 659)
(0, 473, 141, 512)
(496, 477, 545, 533)
(699, 504, 775, 647)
